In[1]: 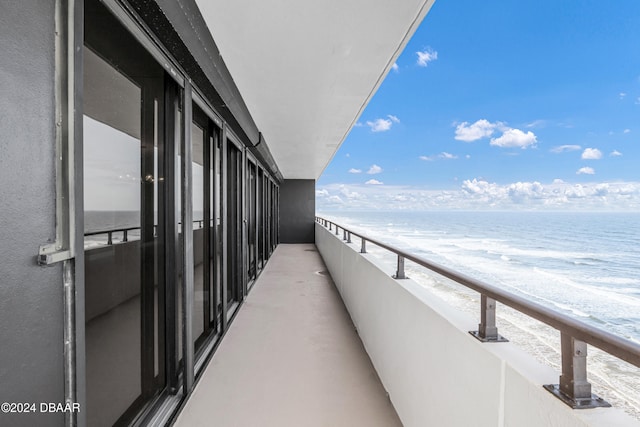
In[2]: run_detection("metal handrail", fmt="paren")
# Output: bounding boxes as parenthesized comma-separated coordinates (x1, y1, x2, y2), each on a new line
(316, 216, 640, 408)
(84, 226, 142, 245)
(84, 220, 209, 245)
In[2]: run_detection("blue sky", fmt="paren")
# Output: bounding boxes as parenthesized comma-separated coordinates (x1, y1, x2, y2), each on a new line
(317, 0, 640, 211)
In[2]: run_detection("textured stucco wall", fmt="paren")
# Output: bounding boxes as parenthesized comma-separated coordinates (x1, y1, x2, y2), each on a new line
(0, 2, 65, 426)
(279, 180, 315, 243)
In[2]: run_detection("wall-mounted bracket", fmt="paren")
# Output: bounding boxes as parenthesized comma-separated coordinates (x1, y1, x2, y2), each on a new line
(468, 331, 509, 343)
(38, 0, 77, 266)
(543, 384, 611, 409)
(38, 246, 73, 266)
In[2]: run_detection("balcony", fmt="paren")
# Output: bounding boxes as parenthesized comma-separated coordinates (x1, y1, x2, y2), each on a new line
(174, 243, 402, 426)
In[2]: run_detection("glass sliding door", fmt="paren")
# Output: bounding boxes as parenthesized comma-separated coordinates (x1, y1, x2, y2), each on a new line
(83, 0, 169, 424)
(247, 160, 257, 283)
(256, 169, 264, 270)
(261, 175, 268, 262)
(226, 139, 243, 312)
(267, 180, 272, 258)
(212, 130, 222, 328)
(191, 117, 206, 349)
(270, 181, 276, 253)
(274, 184, 279, 249)
(191, 103, 221, 353)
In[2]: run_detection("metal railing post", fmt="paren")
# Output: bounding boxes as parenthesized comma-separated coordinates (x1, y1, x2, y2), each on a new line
(347, 232, 352, 243)
(470, 295, 507, 342)
(329, 223, 332, 231)
(343, 229, 347, 240)
(479, 295, 497, 339)
(360, 238, 366, 253)
(335, 225, 339, 235)
(560, 334, 591, 400)
(107, 231, 113, 245)
(394, 255, 406, 279)
(122, 229, 128, 242)
(543, 334, 609, 408)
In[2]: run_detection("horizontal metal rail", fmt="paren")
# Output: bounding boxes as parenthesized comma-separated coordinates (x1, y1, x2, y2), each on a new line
(84, 226, 142, 245)
(84, 220, 209, 245)
(316, 216, 639, 408)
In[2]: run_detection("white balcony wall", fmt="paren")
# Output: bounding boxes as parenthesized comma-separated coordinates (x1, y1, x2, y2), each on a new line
(315, 223, 638, 427)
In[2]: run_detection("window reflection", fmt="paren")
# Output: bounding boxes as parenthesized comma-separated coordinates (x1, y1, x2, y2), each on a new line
(83, 46, 143, 427)
(192, 122, 205, 342)
(83, 0, 166, 420)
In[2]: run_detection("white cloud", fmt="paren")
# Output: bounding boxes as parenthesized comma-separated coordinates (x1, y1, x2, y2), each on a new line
(460, 179, 543, 204)
(316, 181, 640, 211)
(550, 145, 581, 153)
(577, 167, 595, 175)
(455, 119, 537, 148)
(594, 183, 609, 196)
(366, 118, 393, 132)
(507, 181, 544, 202)
(465, 155, 471, 159)
(636, 97, 640, 105)
(610, 150, 623, 157)
(526, 120, 546, 128)
(490, 128, 537, 149)
(624, 129, 631, 134)
(391, 63, 399, 72)
(339, 185, 362, 200)
(620, 92, 627, 99)
(367, 164, 383, 174)
(416, 48, 438, 67)
(454, 119, 502, 142)
(461, 178, 503, 197)
(581, 148, 602, 160)
(366, 115, 399, 132)
(419, 152, 458, 161)
(365, 179, 383, 185)
(348, 168, 362, 174)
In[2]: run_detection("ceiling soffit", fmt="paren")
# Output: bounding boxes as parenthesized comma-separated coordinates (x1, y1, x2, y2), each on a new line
(194, 0, 435, 180)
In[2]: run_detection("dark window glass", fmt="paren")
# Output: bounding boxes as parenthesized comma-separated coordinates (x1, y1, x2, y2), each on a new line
(247, 162, 257, 282)
(84, 0, 167, 424)
(226, 142, 243, 308)
(192, 121, 205, 345)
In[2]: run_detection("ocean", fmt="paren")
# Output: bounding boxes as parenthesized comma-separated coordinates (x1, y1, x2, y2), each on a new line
(84, 210, 141, 248)
(319, 210, 640, 419)
(84, 210, 206, 248)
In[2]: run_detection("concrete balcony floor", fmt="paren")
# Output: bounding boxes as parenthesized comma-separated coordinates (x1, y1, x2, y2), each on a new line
(174, 243, 402, 427)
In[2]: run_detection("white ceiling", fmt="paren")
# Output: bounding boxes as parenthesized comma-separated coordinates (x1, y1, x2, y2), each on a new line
(195, 0, 435, 180)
